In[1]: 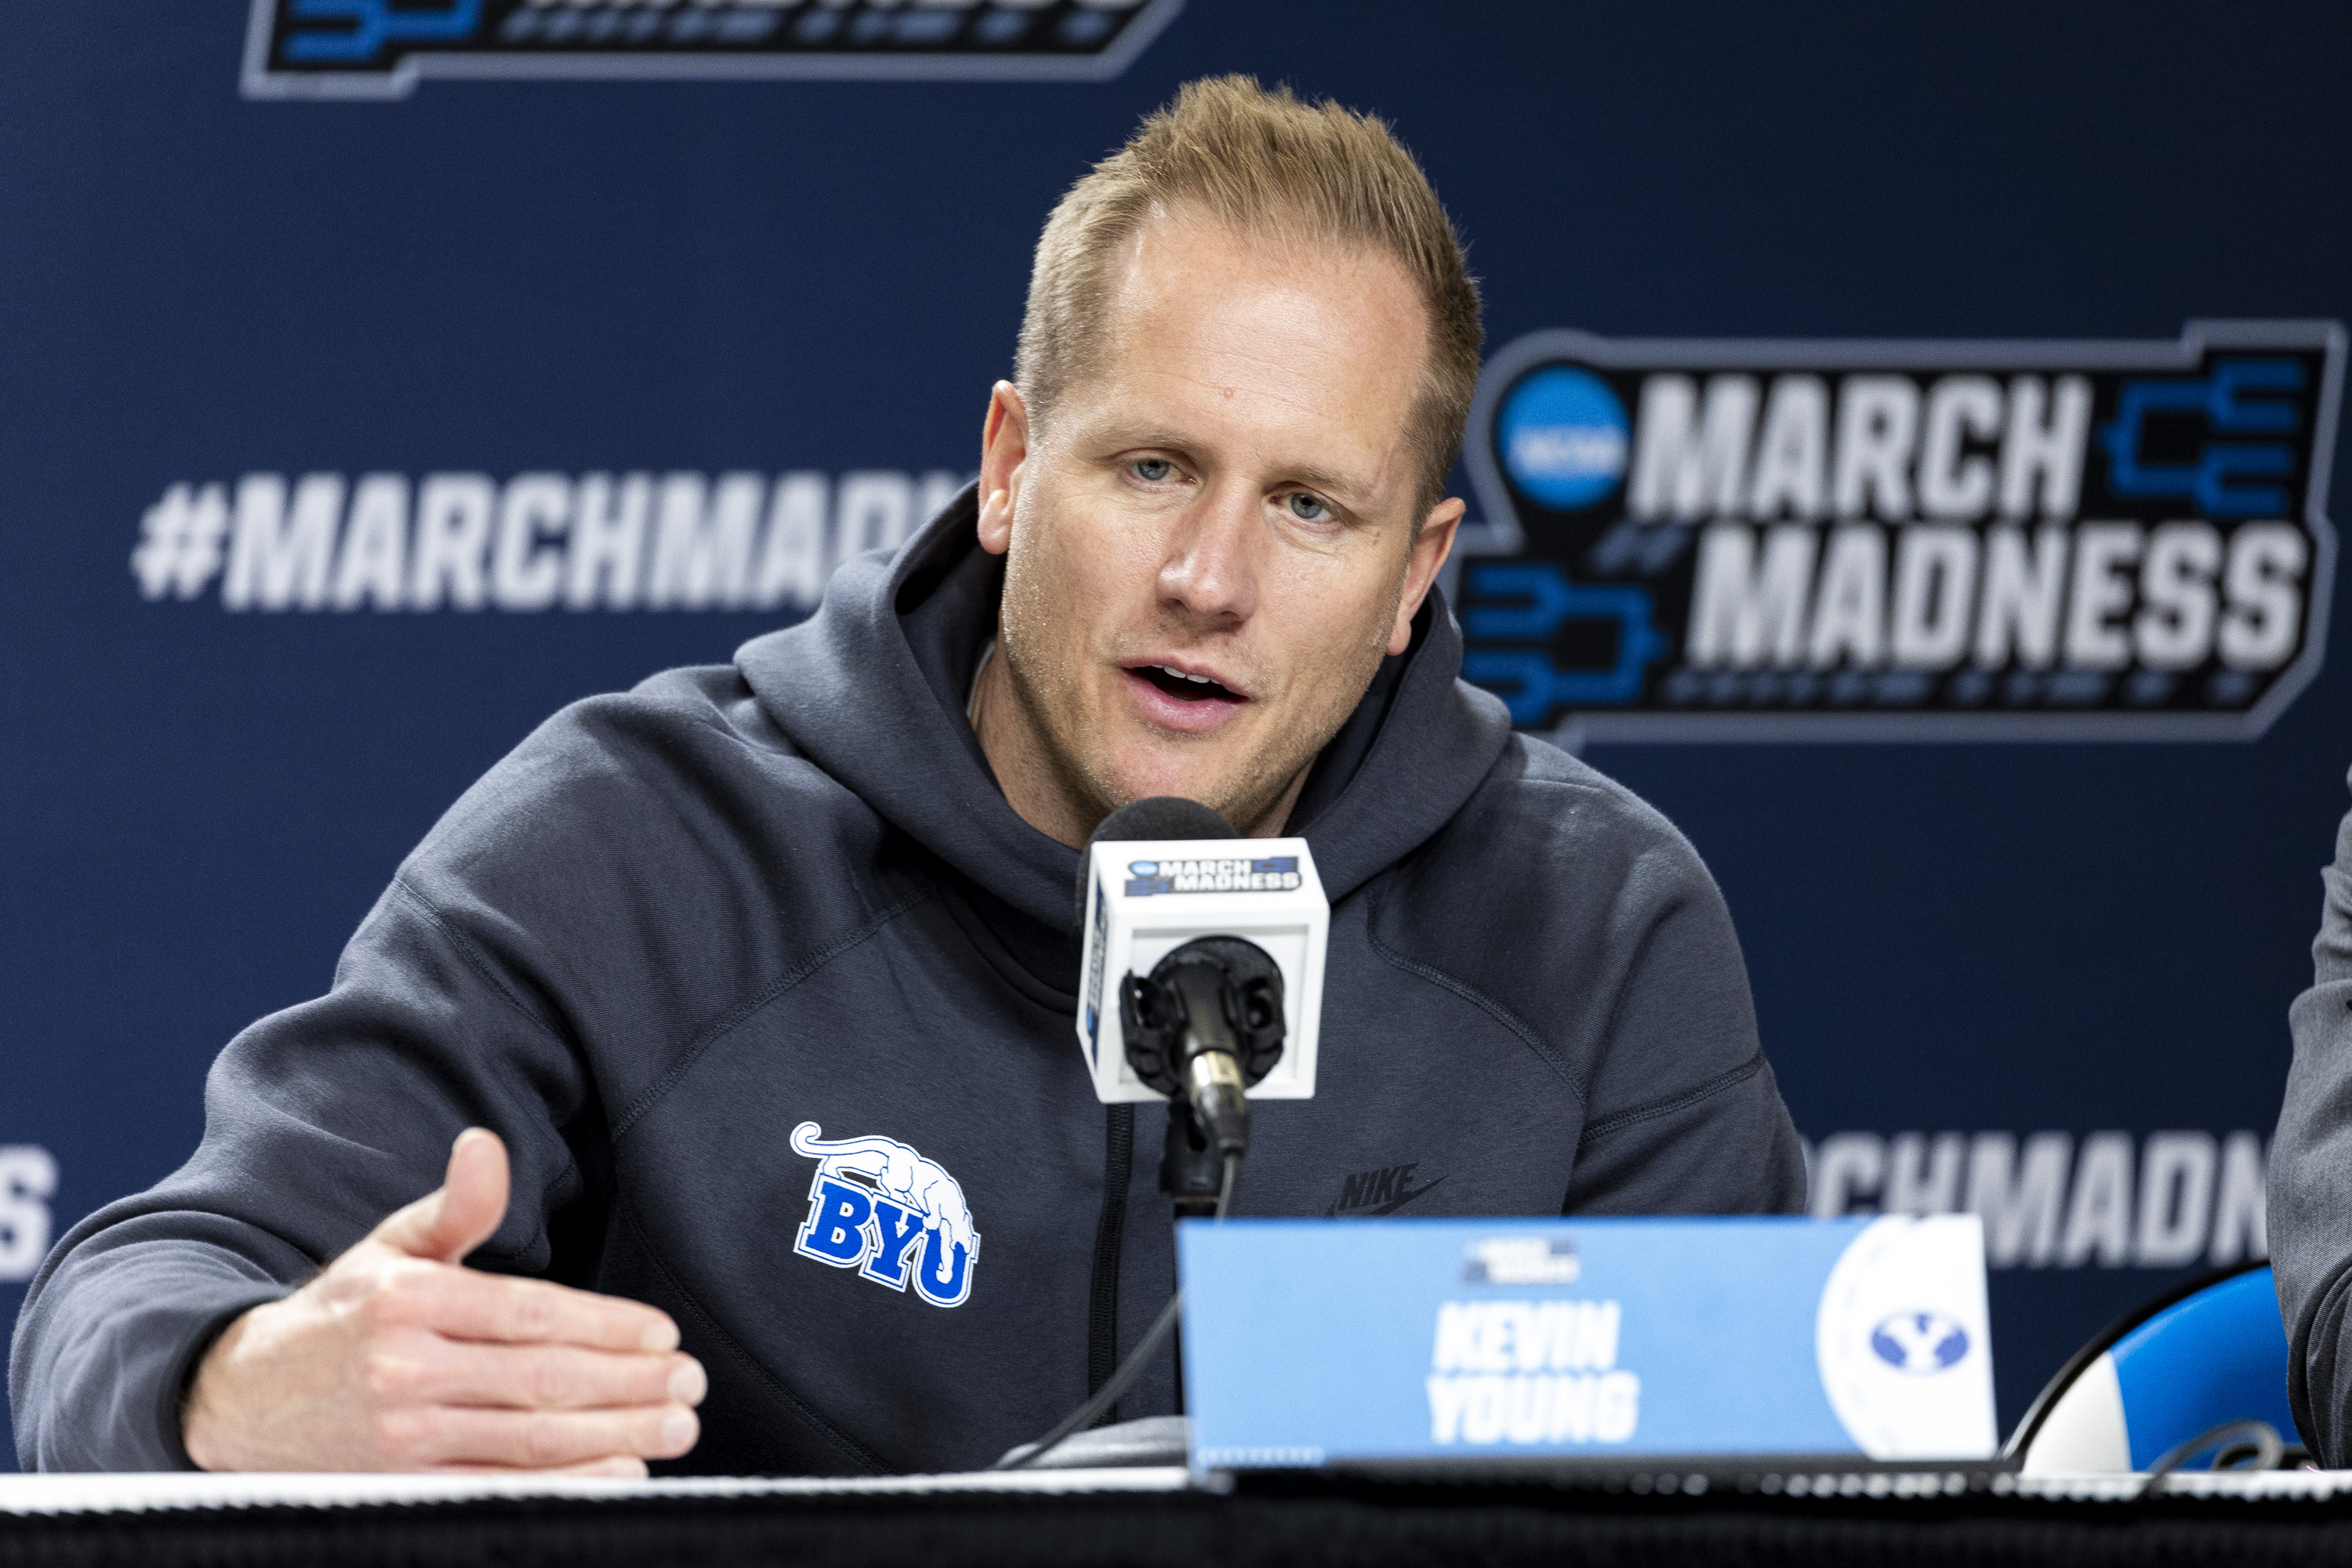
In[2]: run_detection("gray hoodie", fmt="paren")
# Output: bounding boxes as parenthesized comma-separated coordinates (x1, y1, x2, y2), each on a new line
(2272, 769, 2352, 1462)
(11, 489, 1804, 1475)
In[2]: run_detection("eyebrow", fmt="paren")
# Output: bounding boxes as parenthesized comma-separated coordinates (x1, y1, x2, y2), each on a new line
(1281, 463, 1374, 508)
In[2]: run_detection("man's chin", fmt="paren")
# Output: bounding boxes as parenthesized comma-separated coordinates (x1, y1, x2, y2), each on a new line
(1098, 753, 1290, 835)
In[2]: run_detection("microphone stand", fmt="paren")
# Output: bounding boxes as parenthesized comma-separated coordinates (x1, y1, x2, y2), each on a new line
(1149, 956, 1258, 1413)
(1159, 1097, 1224, 1414)
(1160, 1097, 1226, 1221)
(1004, 964, 1261, 1459)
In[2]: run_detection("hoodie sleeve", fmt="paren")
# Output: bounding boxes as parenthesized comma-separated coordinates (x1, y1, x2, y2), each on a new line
(12, 663, 866, 1474)
(2269, 772, 2352, 1465)
(8, 876, 598, 1472)
(1555, 811, 1807, 1218)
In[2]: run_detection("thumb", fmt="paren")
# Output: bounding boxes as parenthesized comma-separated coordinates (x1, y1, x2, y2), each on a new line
(373, 1128, 510, 1265)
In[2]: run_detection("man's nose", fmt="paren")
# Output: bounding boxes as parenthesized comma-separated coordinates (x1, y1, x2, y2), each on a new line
(1155, 481, 1261, 625)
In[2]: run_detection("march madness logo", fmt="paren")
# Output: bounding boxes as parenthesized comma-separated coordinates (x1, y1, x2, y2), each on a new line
(1123, 855, 1301, 896)
(241, 0, 1182, 100)
(1457, 321, 2343, 740)
(789, 1122, 979, 1308)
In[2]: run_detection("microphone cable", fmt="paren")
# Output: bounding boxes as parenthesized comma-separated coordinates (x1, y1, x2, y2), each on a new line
(992, 1151, 1239, 1471)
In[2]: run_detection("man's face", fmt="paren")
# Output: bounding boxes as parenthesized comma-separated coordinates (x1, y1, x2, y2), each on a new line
(975, 211, 1461, 842)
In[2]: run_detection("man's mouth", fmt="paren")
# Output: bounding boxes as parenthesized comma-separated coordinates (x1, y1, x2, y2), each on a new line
(1120, 660, 1250, 732)
(1134, 663, 1243, 703)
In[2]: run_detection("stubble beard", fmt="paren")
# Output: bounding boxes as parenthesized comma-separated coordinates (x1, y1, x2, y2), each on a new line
(996, 546, 1402, 838)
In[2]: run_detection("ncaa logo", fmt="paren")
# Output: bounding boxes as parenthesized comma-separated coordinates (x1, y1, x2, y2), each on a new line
(1869, 1310, 1970, 1374)
(1499, 367, 1630, 510)
(789, 1122, 980, 1309)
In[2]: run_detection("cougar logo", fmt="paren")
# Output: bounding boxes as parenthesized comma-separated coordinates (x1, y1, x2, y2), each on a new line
(789, 1122, 980, 1308)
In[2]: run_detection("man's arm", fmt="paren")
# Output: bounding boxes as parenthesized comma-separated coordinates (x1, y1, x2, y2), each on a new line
(1559, 827, 1806, 1217)
(9, 878, 696, 1472)
(183, 1130, 698, 1474)
(2270, 775, 2352, 1465)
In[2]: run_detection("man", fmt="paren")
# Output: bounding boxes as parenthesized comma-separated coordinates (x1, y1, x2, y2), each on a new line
(13, 77, 1803, 1477)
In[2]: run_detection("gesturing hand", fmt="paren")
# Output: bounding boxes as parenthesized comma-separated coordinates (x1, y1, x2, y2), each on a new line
(183, 1129, 704, 1475)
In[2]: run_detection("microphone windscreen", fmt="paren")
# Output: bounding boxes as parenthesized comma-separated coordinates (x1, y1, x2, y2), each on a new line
(1080, 797, 1236, 926)
(1091, 797, 1237, 846)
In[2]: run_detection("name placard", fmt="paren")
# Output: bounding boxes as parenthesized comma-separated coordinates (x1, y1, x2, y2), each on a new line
(1178, 1215, 1995, 1471)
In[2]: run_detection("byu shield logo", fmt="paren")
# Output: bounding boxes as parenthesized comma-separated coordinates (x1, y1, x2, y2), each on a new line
(1868, 1310, 1971, 1374)
(789, 1122, 980, 1308)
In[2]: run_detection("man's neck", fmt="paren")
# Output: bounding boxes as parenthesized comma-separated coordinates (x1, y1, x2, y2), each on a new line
(969, 636, 1307, 847)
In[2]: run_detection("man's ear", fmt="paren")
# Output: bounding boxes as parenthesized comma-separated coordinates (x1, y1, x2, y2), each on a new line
(1388, 495, 1465, 655)
(978, 382, 1030, 557)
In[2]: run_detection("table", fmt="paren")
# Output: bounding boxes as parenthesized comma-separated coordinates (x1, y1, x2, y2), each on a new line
(8, 1464, 2352, 1566)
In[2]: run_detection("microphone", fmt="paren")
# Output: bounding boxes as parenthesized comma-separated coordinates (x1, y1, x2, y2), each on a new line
(1075, 797, 1327, 1210)
(1073, 796, 1235, 925)
(1000, 797, 1329, 1468)
(1121, 935, 1276, 1161)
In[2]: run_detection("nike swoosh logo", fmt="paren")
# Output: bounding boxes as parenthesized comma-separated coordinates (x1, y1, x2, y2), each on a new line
(1325, 1175, 1447, 1218)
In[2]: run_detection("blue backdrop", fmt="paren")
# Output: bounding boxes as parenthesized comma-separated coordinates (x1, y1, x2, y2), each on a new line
(3, 0, 2348, 1468)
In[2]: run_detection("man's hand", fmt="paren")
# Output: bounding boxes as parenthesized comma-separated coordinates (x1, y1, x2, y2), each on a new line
(183, 1129, 704, 1475)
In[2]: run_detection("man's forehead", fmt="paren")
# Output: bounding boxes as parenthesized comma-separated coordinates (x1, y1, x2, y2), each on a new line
(1105, 207, 1422, 337)
(1077, 212, 1428, 505)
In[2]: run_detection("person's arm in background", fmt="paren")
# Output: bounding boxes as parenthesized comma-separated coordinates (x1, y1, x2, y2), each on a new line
(2271, 769, 2352, 1465)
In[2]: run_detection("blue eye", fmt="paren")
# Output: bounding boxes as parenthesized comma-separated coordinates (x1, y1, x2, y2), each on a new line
(1287, 492, 1330, 522)
(1133, 459, 1175, 483)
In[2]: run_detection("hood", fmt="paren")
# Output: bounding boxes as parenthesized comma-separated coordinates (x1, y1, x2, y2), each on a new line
(735, 486, 1514, 938)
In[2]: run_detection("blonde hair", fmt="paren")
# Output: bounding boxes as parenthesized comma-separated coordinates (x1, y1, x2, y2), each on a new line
(1015, 74, 1483, 517)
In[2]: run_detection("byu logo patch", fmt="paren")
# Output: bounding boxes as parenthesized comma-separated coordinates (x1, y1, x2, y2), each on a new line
(789, 1122, 979, 1308)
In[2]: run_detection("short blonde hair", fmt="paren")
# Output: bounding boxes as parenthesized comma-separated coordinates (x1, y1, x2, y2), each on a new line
(1015, 75, 1483, 517)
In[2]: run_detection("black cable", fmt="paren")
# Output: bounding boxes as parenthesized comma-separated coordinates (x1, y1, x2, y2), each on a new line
(2134, 1417, 2285, 1499)
(1084, 1105, 1135, 1410)
(995, 1152, 1240, 1471)
(997, 1295, 1183, 1471)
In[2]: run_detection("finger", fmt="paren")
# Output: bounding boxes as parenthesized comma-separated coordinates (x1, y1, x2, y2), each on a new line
(408, 1268, 681, 1353)
(373, 1130, 510, 1265)
(396, 1340, 705, 1412)
(408, 1403, 699, 1468)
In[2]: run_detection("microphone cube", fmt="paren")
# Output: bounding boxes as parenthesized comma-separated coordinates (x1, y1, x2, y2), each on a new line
(1076, 837, 1328, 1105)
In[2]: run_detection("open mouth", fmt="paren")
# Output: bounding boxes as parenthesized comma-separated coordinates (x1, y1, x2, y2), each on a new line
(1134, 663, 1242, 703)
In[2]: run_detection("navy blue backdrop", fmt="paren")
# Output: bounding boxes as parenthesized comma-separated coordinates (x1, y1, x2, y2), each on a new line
(3, 0, 2348, 1468)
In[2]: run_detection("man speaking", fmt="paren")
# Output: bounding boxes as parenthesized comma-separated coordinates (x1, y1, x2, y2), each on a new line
(13, 77, 1803, 1475)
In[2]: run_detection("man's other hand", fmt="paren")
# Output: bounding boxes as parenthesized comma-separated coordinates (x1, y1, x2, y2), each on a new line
(182, 1128, 704, 1475)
